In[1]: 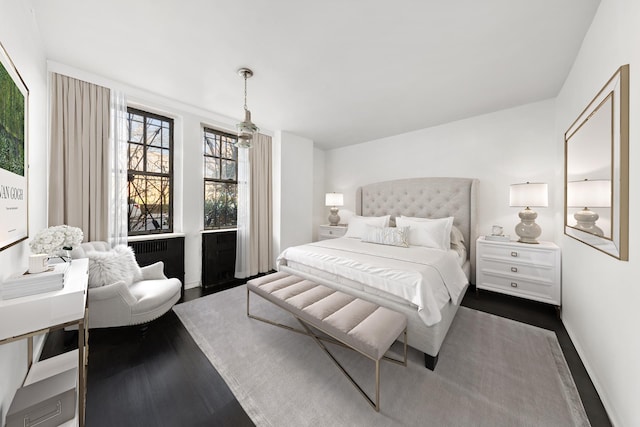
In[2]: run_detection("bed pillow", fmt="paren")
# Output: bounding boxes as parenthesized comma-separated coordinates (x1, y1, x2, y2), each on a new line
(362, 226, 410, 248)
(343, 215, 390, 239)
(86, 245, 143, 288)
(396, 216, 454, 250)
(450, 225, 466, 258)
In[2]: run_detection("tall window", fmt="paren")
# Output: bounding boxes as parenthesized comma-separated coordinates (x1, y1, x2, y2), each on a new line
(127, 107, 173, 235)
(203, 127, 238, 229)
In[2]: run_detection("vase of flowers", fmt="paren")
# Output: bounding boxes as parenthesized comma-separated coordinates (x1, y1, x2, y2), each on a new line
(30, 225, 84, 262)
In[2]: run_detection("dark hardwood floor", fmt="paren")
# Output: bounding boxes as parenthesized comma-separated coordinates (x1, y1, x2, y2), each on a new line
(40, 283, 611, 426)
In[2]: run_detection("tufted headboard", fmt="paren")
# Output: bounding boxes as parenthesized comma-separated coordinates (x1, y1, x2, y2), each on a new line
(356, 177, 479, 283)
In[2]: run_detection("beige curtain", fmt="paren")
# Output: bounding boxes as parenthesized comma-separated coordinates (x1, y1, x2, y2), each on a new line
(249, 133, 273, 273)
(49, 73, 110, 241)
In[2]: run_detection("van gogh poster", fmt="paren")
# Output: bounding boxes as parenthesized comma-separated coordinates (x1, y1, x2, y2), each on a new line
(0, 42, 28, 251)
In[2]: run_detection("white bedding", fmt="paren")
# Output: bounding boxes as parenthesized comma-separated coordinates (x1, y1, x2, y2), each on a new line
(276, 238, 468, 326)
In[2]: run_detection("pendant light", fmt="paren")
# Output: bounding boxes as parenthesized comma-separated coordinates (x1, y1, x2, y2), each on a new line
(236, 68, 258, 148)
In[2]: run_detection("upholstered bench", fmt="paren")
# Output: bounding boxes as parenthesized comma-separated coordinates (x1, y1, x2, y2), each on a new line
(246, 271, 407, 412)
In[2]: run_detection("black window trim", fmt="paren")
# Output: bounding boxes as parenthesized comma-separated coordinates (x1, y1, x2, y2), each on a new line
(203, 126, 238, 230)
(127, 106, 174, 236)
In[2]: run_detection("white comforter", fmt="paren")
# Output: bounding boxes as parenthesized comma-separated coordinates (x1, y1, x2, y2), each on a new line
(276, 238, 468, 326)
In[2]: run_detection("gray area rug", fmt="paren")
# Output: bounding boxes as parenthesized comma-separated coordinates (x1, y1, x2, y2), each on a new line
(174, 285, 589, 427)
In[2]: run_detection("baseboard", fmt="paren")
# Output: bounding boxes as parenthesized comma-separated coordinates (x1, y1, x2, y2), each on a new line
(563, 320, 618, 426)
(184, 281, 200, 290)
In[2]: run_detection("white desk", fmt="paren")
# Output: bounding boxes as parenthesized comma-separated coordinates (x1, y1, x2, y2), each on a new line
(0, 258, 89, 426)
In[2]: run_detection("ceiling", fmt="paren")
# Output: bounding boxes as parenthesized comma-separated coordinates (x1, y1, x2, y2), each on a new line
(31, 0, 600, 149)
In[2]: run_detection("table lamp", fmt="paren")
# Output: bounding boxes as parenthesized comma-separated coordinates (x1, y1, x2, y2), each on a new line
(567, 179, 611, 236)
(509, 182, 548, 244)
(325, 193, 344, 226)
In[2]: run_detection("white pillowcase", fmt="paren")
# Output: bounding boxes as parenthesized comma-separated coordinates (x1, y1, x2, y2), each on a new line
(395, 216, 454, 250)
(343, 215, 390, 239)
(362, 226, 410, 248)
(450, 225, 466, 258)
(86, 245, 143, 288)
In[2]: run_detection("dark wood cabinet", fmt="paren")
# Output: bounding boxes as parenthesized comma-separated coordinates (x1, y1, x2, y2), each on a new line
(202, 230, 237, 290)
(129, 236, 185, 299)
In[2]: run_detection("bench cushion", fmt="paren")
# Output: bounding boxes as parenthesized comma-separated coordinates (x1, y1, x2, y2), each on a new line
(247, 272, 407, 360)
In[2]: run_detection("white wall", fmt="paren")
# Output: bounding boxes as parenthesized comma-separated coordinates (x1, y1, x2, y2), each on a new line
(555, 0, 640, 425)
(322, 99, 557, 244)
(272, 131, 314, 260)
(312, 147, 325, 241)
(0, 0, 48, 422)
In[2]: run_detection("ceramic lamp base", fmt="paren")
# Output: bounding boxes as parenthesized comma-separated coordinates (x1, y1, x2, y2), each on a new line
(328, 207, 340, 226)
(515, 208, 541, 244)
(573, 208, 603, 236)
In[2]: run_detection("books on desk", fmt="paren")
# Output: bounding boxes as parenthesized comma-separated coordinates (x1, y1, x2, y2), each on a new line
(1, 263, 71, 300)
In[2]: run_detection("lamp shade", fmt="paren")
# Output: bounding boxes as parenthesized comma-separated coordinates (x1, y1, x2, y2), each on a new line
(567, 179, 611, 208)
(509, 182, 548, 207)
(325, 193, 344, 207)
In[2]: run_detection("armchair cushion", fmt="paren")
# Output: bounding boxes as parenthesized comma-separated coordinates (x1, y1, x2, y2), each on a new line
(141, 261, 169, 280)
(86, 245, 143, 288)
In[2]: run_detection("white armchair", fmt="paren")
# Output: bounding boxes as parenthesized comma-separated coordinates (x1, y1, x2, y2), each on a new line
(70, 241, 182, 328)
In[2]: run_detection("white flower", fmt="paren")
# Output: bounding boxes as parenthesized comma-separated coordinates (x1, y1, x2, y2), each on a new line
(30, 225, 84, 255)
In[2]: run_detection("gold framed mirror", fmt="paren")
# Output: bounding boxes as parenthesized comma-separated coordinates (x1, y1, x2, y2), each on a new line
(564, 64, 629, 260)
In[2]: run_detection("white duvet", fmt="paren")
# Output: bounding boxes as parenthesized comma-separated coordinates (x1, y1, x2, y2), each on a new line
(276, 238, 468, 326)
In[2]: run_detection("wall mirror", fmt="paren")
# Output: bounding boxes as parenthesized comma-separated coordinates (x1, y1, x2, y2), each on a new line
(564, 64, 629, 260)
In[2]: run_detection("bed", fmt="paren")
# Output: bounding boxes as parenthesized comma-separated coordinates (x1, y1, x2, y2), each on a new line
(277, 177, 478, 369)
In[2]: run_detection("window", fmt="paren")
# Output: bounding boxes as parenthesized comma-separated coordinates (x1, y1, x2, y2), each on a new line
(127, 107, 173, 235)
(203, 127, 238, 229)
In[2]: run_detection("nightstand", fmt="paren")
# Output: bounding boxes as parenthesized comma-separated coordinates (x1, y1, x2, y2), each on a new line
(476, 236, 561, 307)
(318, 224, 347, 240)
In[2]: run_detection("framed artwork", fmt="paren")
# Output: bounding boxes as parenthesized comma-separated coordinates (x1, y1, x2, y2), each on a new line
(0, 41, 29, 251)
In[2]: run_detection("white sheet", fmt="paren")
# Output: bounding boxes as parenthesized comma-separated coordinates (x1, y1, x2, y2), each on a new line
(276, 238, 468, 326)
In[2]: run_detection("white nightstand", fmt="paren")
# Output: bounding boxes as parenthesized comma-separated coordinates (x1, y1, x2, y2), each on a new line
(476, 236, 561, 307)
(318, 224, 347, 240)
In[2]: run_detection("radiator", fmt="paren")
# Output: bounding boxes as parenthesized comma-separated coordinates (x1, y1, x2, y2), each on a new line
(202, 230, 238, 290)
(129, 237, 185, 298)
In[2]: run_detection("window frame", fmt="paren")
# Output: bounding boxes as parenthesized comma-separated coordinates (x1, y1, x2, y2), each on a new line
(127, 107, 174, 236)
(203, 126, 239, 230)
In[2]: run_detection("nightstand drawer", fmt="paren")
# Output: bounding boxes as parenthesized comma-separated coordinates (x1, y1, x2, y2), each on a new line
(478, 273, 556, 302)
(478, 259, 555, 282)
(318, 225, 347, 240)
(480, 244, 556, 267)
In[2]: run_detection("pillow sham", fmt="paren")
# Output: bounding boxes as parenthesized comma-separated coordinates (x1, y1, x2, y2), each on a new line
(396, 216, 454, 250)
(343, 215, 390, 239)
(450, 225, 465, 250)
(86, 245, 142, 288)
(361, 226, 410, 248)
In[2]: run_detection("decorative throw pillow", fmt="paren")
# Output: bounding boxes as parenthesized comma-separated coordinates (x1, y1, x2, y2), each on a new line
(362, 226, 410, 248)
(86, 245, 143, 288)
(343, 215, 391, 239)
(396, 216, 454, 250)
(450, 225, 466, 258)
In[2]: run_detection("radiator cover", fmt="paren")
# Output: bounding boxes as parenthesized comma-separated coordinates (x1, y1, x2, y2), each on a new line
(129, 236, 185, 299)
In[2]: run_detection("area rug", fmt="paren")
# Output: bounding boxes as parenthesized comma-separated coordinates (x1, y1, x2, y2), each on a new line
(173, 286, 589, 427)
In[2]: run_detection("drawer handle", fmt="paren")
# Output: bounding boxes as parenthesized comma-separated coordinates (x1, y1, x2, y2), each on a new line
(511, 251, 518, 257)
(511, 282, 518, 288)
(511, 267, 518, 273)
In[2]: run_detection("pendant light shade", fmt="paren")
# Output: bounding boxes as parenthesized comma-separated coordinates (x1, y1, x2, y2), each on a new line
(236, 68, 258, 148)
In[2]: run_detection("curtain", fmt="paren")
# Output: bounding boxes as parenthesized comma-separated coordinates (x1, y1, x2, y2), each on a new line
(49, 73, 110, 242)
(108, 90, 128, 246)
(235, 147, 251, 277)
(235, 133, 273, 278)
